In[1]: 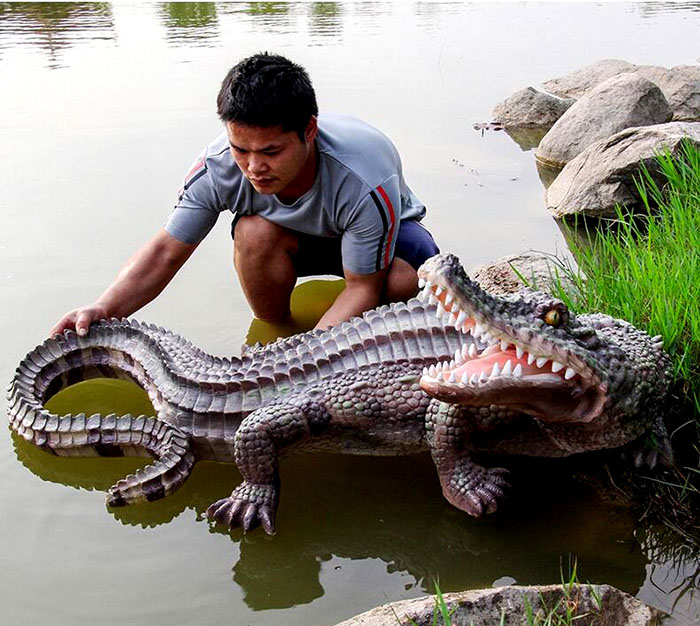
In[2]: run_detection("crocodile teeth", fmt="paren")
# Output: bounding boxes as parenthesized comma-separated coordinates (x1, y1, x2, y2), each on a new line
(444, 293, 453, 306)
(454, 349, 462, 364)
(564, 367, 576, 380)
(451, 301, 460, 313)
(536, 357, 548, 368)
(449, 360, 455, 369)
(502, 360, 513, 376)
(436, 301, 445, 315)
(527, 352, 536, 365)
(490, 362, 501, 378)
(468, 344, 478, 358)
(428, 294, 438, 305)
(461, 344, 470, 360)
(479, 371, 489, 383)
(422, 367, 429, 376)
(470, 373, 479, 384)
(473, 323, 487, 337)
(551, 361, 565, 373)
(513, 363, 523, 378)
(418, 278, 426, 288)
(456, 311, 468, 327)
(448, 372, 457, 383)
(516, 346, 524, 359)
(500, 340, 510, 352)
(461, 372, 470, 385)
(434, 285, 443, 297)
(429, 365, 437, 377)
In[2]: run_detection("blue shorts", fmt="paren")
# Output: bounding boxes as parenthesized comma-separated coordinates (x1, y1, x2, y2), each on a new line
(232, 217, 439, 277)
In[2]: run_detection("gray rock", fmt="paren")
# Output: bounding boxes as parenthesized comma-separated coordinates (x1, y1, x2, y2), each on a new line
(632, 65, 700, 121)
(546, 122, 700, 219)
(334, 584, 664, 626)
(471, 252, 574, 297)
(536, 73, 672, 169)
(542, 59, 636, 99)
(492, 86, 574, 129)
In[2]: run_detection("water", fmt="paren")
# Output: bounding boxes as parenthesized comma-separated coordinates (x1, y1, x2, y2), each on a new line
(1, 3, 698, 624)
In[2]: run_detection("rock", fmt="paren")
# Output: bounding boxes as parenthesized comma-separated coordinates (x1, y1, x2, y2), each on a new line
(334, 584, 664, 626)
(542, 59, 636, 99)
(492, 86, 574, 129)
(471, 252, 574, 297)
(536, 73, 672, 169)
(546, 122, 700, 219)
(632, 65, 700, 121)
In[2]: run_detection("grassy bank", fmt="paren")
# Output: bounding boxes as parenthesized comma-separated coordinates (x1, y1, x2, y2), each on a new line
(552, 140, 700, 542)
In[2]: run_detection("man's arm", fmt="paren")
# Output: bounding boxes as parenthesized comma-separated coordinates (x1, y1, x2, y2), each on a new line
(50, 229, 198, 337)
(314, 267, 388, 330)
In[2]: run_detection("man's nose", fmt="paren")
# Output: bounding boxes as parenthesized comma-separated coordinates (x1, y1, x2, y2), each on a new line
(248, 154, 269, 174)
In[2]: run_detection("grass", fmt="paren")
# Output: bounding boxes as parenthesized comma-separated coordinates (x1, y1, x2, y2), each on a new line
(398, 561, 603, 626)
(548, 140, 700, 547)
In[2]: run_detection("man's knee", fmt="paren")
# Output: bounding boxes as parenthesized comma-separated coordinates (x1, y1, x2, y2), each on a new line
(234, 215, 296, 256)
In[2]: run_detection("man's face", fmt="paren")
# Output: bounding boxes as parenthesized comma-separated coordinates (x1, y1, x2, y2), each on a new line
(226, 117, 318, 201)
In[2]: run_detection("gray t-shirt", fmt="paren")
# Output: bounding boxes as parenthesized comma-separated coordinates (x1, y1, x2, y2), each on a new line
(165, 113, 426, 274)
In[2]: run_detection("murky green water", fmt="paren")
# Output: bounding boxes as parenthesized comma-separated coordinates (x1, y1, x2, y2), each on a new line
(1, 3, 698, 624)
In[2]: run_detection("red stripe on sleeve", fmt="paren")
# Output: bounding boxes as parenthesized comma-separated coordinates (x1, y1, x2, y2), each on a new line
(377, 185, 396, 268)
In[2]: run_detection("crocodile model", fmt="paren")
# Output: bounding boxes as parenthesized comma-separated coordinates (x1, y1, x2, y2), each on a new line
(7, 253, 671, 534)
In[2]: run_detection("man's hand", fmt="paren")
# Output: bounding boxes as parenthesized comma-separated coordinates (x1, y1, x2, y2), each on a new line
(50, 303, 111, 338)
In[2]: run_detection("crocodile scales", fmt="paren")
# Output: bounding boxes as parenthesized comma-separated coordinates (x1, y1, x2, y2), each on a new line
(7, 253, 672, 534)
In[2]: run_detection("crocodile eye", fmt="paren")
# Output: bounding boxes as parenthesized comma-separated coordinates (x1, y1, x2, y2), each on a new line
(544, 309, 562, 326)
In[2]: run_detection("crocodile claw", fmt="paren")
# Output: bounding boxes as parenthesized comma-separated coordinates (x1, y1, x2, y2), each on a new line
(206, 482, 278, 535)
(442, 464, 510, 517)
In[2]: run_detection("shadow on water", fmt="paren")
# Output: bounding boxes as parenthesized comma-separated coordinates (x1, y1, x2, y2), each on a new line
(0, 2, 114, 67)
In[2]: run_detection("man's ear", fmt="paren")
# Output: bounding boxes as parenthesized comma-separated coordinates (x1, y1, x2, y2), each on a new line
(304, 116, 318, 144)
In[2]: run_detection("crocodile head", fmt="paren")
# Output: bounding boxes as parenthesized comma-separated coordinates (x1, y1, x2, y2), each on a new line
(416, 253, 669, 426)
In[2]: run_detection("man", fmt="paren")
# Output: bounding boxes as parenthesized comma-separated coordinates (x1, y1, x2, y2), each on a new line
(51, 53, 439, 338)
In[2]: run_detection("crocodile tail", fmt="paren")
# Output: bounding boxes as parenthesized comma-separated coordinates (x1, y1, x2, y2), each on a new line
(106, 416, 194, 506)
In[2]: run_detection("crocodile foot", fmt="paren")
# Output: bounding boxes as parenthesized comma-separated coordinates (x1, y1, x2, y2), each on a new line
(206, 481, 278, 535)
(440, 461, 510, 517)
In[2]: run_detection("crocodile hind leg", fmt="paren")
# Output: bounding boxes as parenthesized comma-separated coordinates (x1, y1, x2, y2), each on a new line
(425, 400, 510, 517)
(207, 393, 329, 535)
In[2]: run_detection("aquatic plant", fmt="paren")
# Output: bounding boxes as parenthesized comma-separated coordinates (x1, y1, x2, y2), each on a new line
(550, 140, 700, 546)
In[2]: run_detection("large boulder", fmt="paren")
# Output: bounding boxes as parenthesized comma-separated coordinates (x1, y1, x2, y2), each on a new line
(334, 584, 664, 626)
(545, 122, 700, 219)
(535, 73, 672, 169)
(492, 86, 574, 129)
(542, 59, 636, 99)
(632, 65, 700, 121)
(542, 59, 700, 122)
(471, 252, 574, 297)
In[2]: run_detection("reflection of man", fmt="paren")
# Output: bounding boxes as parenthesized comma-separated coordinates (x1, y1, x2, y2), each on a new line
(51, 53, 439, 337)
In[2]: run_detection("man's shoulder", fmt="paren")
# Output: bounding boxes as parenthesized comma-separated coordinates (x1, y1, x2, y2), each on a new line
(317, 114, 401, 188)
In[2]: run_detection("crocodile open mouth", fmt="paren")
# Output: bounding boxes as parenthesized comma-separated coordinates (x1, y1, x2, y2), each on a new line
(416, 255, 608, 423)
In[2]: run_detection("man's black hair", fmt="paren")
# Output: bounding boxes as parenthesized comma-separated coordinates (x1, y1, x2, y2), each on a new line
(217, 53, 318, 140)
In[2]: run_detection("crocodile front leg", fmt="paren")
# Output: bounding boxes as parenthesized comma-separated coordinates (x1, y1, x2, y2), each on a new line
(206, 391, 330, 535)
(425, 400, 510, 517)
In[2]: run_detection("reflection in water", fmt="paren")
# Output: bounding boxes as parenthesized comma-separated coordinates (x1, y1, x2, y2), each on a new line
(0, 2, 114, 68)
(14, 425, 650, 611)
(246, 278, 344, 346)
(159, 2, 219, 46)
(636, 1, 700, 18)
(505, 127, 548, 153)
(308, 3, 343, 42)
